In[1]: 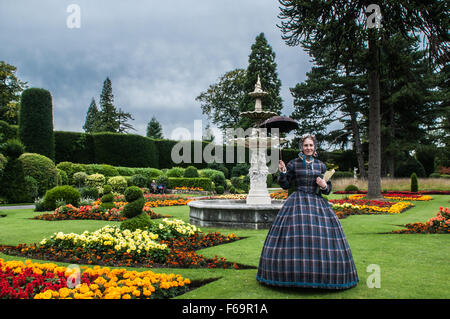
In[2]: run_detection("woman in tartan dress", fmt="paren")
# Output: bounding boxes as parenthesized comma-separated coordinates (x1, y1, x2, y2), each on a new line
(257, 135, 358, 289)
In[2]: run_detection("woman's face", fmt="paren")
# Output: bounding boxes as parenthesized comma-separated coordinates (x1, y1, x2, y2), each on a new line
(302, 137, 315, 156)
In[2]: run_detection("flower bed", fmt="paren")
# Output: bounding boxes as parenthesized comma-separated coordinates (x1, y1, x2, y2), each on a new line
(348, 193, 432, 201)
(392, 207, 450, 234)
(0, 258, 190, 299)
(270, 190, 288, 200)
(334, 190, 449, 195)
(0, 219, 243, 269)
(329, 198, 413, 215)
(33, 204, 166, 221)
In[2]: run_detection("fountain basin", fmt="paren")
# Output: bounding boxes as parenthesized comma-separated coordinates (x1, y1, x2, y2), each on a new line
(188, 199, 284, 230)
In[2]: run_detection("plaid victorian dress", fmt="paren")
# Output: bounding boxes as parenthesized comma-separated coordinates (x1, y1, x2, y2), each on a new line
(256, 157, 359, 289)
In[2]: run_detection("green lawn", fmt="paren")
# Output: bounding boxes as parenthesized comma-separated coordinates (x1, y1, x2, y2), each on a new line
(0, 194, 449, 299)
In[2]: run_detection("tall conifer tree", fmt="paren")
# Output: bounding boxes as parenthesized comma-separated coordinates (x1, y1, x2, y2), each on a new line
(83, 98, 99, 132)
(98, 77, 119, 132)
(239, 33, 283, 129)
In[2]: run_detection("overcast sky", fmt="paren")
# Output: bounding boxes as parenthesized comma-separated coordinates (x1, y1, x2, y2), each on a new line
(0, 0, 313, 140)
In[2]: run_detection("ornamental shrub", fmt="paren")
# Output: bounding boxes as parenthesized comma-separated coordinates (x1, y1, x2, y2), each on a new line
(116, 166, 135, 176)
(19, 88, 55, 160)
(89, 164, 119, 177)
(73, 171, 88, 188)
(231, 176, 243, 189)
(107, 176, 127, 193)
(18, 153, 57, 196)
(166, 167, 185, 178)
(122, 186, 144, 218)
(124, 186, 144, 202)
(24, 176, 39, 201)
(86, 173, 105, 189)
(101, 185, 115, 210)
(266, 174, 273, 188)
(132, 167, 163, 179)
(0, 153, 6, 179)
(120, 212, 152, 231)
(410, 172, 418, 192)
(129, 174, 148, 188)
(231, 163, 249, 177)
(0, 120, 18, 143)
(42, 185, 81, 210)
(429, 173, 441, 178)
(56, 169, 68, 186)
(0, 139, 29, 203)
(156, 174, 169, 187)
(167, 178, 212, 191)
(216, 185, 225, 194)
(207, 162, 229, 179)
(345, 184, 359, 192)
(2, 139, 24, 159)
(183, 166, 199, 178)
(80, 186, 99, 199)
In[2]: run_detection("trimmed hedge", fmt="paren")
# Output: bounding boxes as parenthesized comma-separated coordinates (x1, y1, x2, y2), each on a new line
(92, 132, 158, 168)
(168, 177, 212, 191)
(19, 88, 55, 160)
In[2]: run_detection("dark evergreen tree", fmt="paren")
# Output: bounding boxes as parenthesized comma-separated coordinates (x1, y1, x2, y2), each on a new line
(98, 77, 119, 132)
(82, 98, 100, 133)
(239, 33, 283, 129)
(146, 116, 163, 139)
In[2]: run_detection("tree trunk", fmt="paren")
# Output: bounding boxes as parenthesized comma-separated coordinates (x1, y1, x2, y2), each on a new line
(387, 103, 395, 178)
(367, 30, 383, 199)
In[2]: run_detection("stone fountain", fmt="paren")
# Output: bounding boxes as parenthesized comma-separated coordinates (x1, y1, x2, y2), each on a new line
(188, 76, 285, 229)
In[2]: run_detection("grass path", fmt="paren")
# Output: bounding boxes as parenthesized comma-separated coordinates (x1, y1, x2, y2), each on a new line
(0, 194, 449, 299)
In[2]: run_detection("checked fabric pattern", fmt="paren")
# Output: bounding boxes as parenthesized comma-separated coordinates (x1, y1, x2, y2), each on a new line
(257, 158, 359, 289)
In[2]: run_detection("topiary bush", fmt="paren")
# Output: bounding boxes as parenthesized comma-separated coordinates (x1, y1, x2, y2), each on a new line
(411, 172, 418, 192)
(86, 173, 105, 190)
(42, 185, 81, 210)
(216, 185, 225, 194)
(183, 166, 199, 178)
(100, 184, 115, 210)
(19, 88, 55, 160)
(122, 186, 145, 218)
(107, 176, 127, 193)
(120, 212, 152, 231)
(18, 153, 57, 196)
(345, 184, 359, 192)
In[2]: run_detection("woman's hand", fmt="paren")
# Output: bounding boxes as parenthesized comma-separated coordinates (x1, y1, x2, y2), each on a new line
(279, 160, 286, 173)
(316, 176, 327, 189)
